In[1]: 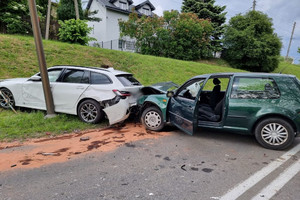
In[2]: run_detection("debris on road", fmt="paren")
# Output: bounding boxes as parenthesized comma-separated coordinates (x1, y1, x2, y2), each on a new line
(0, 123, 171, 171)
(80, 136, 90, 141)
(38, 152, 60, 156)
(181, 164, 186, 171)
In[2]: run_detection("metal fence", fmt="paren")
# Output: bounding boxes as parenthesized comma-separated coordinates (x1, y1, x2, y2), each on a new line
(90, 39, 136, 52)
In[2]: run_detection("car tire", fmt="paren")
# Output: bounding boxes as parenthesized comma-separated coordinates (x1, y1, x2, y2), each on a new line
(254, 118, 295, 150)
(0, 88, 15, 109)
(141, 106, 165, 131)
(78, 100, 103, 124)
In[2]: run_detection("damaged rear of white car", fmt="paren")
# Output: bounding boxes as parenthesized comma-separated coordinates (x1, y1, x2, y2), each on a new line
(0, 66, 143, 125)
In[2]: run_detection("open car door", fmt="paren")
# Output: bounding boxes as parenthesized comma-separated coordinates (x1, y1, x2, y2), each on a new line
(168, 78, 205, 135)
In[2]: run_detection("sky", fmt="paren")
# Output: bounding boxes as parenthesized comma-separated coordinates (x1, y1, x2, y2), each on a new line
(134, 0, 300, 64)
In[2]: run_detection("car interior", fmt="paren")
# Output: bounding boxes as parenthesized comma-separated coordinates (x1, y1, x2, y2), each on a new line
(197, 77, 230, 122)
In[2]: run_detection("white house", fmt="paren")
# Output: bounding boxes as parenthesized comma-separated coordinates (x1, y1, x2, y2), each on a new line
(86, 0, 155, 51)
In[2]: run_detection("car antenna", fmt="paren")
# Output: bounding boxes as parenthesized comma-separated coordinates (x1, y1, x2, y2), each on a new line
(279, 66, 288, 74)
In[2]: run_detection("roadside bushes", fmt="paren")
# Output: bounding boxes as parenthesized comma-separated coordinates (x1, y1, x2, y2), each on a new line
(223, 11, 282, 72)
(119, 11, 213, 60)
(58, 19, 94, 45)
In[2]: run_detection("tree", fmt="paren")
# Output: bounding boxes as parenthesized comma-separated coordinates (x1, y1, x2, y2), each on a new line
(182, 0, 226, 57)
(298, 47, 300, 54)
(0, 0, 44, 34)
(58, 19, 94, 45)
(36, 0, 49, 16)
(119, 11, 213, 60)
(223, 11, 282, 72)
(57, 0, 84, 21)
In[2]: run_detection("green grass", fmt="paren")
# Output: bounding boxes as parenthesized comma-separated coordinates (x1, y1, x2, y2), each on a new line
(274, 61, 300, 79)
(0, 108, 106, 141)
(0, 34, 246, 85)
(0, 33, 299, 141)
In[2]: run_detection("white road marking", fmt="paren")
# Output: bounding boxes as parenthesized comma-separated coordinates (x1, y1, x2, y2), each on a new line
(252, 158, 300, 200)
(219, 143, 300, 200)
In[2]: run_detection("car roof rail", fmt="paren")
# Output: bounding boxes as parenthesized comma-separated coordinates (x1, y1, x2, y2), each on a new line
(50, 65, 111, 72)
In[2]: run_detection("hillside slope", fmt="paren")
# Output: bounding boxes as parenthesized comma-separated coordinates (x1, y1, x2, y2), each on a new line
(0, 34, 245, 85)
(1, 34, 299, 84)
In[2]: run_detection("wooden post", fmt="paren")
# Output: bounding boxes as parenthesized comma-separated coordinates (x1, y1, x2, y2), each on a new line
(74, 0, 80, 20)
(252, 0, 256, 11)
(28, 0, 55, 116)
(45, 0, 51, 40)
(285, 22, 296, 61)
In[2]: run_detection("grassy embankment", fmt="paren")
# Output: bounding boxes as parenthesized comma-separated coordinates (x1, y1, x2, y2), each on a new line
(0, 34, 299, 141)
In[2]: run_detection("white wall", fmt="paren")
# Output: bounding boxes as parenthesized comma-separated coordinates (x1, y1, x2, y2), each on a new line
(105, 9, 129, 42)
(87, 0, 107, 42)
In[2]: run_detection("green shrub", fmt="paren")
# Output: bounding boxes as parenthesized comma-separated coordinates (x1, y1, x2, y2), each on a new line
(57, 0, 84, 21)
(119, 11, 213, 61)
(58, 19, 94, 45)
(223, 11, 282, 72)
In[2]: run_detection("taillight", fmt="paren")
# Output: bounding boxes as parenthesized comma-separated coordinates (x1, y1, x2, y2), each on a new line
(113, 89, 131, 97)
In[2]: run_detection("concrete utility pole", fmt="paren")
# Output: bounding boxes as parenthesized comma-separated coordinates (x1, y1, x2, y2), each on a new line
(45, 0, 51, 40)
(285, 22, 296, 61)
(28, 0, 55, 116)
(74, 0, 80, 20)
(253, 0, 257, 11)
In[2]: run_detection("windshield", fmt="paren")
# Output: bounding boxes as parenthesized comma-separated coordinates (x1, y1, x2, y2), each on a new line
(117, 74, 142, 86)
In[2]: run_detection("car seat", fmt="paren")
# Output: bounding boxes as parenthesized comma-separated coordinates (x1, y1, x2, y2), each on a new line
(198, 98, 224, 122)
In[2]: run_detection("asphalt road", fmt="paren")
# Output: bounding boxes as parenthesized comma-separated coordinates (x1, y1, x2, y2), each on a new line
(0, 128, 299, 200)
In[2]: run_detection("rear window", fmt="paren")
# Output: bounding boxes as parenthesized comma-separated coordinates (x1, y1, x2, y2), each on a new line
(91, 72, 112, 84)
(117, 75, 141, 86)
(231, 77, 280, 99)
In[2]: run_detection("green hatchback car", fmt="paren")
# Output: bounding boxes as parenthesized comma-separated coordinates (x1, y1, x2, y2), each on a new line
(138, 73, 300, 150)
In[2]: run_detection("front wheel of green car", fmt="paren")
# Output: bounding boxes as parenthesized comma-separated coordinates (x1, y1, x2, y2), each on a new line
(0, 88, 15, 109)
(141, 106, 165, 131)
(255, 118, 295, 150)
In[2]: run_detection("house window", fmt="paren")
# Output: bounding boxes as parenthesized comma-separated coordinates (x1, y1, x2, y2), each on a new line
(119, 1, 128, 10)
(118, 39, 124, 49)
(142, 8, 150, 16)
(126, 41, 135, 50)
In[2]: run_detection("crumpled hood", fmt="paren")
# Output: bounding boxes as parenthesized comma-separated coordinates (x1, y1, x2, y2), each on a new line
(141, 81, 178, 95)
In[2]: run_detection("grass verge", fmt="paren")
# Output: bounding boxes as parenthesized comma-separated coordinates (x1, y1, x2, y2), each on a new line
(0, 108, 106, 142)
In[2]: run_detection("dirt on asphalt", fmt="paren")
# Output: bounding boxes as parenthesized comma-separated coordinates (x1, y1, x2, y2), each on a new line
(0, 123, 171, 171)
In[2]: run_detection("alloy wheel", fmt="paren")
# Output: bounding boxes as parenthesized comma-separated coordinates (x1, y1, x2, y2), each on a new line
(80, 103, 98, 123)
(0, 89, 15, 109)
(261, 123, 288, 146)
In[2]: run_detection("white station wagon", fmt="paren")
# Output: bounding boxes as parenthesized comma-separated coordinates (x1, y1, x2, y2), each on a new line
(0, 65, 143, 124)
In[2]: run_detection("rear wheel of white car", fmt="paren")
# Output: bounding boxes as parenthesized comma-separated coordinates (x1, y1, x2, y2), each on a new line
(141, 106, 165, 131)
(78, 100, 103, 124)
(0, 88, 15, 109)
(254, 118, 295, 150)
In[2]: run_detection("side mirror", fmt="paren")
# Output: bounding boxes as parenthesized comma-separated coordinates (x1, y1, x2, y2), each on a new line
(166, 91, 174, 98)
(30, 75, 41, 81)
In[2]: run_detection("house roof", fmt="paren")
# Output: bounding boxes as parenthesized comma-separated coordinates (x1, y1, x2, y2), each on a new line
(135, 0, 155, 11)
(109, 0, 133, 5)
(87, 0, 155, 15)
